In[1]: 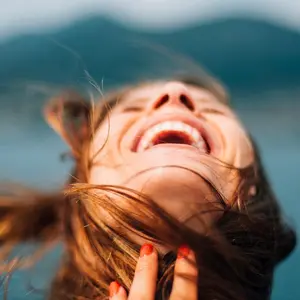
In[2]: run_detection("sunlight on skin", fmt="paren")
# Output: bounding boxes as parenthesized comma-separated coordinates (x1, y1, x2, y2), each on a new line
(89, 81, 254, 237)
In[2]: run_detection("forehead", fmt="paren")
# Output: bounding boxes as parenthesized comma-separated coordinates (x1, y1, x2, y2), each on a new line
(117, 81, 224, 105)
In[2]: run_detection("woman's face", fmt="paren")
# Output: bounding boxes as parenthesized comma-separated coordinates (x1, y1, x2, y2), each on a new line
(89, 81, 254, 229)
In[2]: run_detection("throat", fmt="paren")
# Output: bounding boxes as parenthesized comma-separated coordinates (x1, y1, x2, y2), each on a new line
(152, 131, 192, 146)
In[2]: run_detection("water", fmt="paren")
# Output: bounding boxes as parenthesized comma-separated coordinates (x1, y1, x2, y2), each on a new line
(1, 93, 299, 299)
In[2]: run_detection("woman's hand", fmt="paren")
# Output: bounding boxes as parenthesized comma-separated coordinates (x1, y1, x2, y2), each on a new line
(108, 244, 198, 300)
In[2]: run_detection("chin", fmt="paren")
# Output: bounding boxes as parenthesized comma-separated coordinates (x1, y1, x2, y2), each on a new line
(122, 144, 213, 183)
(124, 163, 225, 226)
(121, 144, 240, 203)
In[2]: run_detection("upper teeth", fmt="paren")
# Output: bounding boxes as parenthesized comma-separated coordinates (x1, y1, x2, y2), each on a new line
(136, 121, 206, 152)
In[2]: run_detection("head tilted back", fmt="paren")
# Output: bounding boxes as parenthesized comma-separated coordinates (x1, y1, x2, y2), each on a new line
(41, 77, 296, 300)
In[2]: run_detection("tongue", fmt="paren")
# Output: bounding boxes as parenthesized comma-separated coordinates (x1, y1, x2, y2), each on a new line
(152, 131, 192, 146)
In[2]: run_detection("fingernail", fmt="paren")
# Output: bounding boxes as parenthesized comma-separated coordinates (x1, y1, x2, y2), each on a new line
(177, 244, 190, 259)
(109, 281, 120, 297)
(140, 243, 154, 257)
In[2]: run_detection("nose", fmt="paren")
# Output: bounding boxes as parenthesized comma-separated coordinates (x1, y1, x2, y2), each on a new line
(150, 82, 195, 112)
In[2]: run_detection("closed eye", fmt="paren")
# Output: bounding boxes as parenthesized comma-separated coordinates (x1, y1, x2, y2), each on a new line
(200, 108, 224, 115)
(122, 105, 144, 113)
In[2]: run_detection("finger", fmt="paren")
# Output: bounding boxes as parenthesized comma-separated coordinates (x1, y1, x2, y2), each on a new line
(170, 245, 198, 300)
(128, 243, 158, 300)
(109, 281, 127, 300)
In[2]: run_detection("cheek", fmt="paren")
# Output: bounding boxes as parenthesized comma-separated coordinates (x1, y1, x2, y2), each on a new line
(92, 116, 124, 146)
(206, 114, 254, 168)
(90, 115, 129, 164)
(89, 166, 124, 185)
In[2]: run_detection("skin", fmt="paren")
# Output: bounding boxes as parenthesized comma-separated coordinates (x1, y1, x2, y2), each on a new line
(108, 244, 198, 300)
(89, 81, 253, 298)
(89, 81, 254, 232)
(0, 80, 295, 300)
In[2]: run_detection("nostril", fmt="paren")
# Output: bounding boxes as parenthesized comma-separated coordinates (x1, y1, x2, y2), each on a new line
(153, 92, 195, 111)
(153, 94, 169, 109)
(180, 94, 195, 111)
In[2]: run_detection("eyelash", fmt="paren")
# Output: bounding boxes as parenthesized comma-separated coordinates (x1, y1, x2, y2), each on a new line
(200, 108, 223, 114)
(122, 106, 144, 113)
(121, 105, 223, 114)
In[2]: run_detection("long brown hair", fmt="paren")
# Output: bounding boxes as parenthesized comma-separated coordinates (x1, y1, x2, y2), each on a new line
(0, 77, 296, 300)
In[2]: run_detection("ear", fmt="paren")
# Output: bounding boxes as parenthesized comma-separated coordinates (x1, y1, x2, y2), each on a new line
(44, 90, 91, 158)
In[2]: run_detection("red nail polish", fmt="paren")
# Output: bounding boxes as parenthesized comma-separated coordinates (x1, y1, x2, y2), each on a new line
(109, 281, 120, 297)
(140, 243, 154, 257)
(177, 244, 190, 259)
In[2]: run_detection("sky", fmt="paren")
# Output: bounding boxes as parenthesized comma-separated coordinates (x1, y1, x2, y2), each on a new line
(1, 0, 300, 39)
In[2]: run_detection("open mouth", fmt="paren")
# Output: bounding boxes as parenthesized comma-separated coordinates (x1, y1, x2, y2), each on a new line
(132, 120, 210, 153)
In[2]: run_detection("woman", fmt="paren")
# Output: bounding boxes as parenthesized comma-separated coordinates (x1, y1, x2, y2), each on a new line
(0, 75, 296, 300)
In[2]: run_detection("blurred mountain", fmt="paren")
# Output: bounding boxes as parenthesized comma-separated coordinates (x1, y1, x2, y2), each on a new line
(1, 16, 300, 96)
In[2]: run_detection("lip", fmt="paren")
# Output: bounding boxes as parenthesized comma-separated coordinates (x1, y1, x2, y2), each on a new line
(131, 113, 212, 153)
